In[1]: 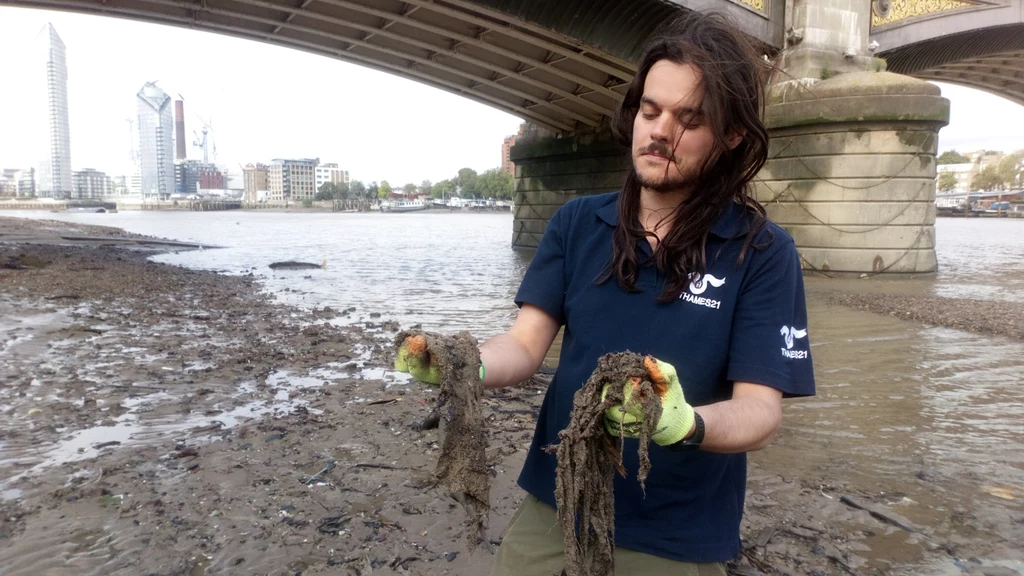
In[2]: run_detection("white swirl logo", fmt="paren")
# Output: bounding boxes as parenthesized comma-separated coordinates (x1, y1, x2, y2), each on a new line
(688, 274, 726, 295)
(780, 326, 808, 350)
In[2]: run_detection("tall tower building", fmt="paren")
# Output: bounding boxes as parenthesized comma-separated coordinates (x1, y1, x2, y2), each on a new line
(501, 124, 525, 177)
(174, 100, 187, 160)
(35, 23, 73, 198)
(136, 82, 175, 200)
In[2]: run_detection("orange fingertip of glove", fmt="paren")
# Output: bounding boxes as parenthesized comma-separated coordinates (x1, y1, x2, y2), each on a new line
(643, 356, 669, 396)
(406, 335, 427, 355)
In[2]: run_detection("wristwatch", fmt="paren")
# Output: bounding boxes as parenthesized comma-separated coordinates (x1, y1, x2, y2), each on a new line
(668, 412, 704, 451)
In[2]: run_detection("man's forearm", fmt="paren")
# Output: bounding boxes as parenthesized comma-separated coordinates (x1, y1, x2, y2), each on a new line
(478, 333, 545, 389)
(692, 396, 781, 453)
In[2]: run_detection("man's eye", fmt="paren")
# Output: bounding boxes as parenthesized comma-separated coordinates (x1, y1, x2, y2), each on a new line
(641, 112, 657, 120)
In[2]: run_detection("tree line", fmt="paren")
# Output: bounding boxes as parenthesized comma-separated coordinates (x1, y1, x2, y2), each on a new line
(936, 150, 1024, 192)
(315, 167, 514, 201)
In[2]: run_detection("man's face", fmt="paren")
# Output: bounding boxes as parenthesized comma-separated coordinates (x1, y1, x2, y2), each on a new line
(631, 60, 717, 193)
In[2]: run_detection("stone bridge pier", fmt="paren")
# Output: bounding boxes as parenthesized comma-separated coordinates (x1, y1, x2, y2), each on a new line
(512, 0, 950, 276)
(510, 128, 629, 249)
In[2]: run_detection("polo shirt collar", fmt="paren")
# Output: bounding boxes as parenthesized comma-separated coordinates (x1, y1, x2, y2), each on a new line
(596, 198, 619, 227)
(709, 201, 751, 239)
(596, 194, 751, 239)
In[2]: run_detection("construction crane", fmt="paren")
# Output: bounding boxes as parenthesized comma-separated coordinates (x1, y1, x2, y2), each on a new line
(125, 118, 136, 163)
(192, 117, 215, 164)
(193, 127, 209, 164)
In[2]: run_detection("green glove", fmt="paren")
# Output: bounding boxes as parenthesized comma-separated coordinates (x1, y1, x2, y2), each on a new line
(395, 334, 441, 385)
(602, 356, 695, 446)
(394, 334, 485, 385)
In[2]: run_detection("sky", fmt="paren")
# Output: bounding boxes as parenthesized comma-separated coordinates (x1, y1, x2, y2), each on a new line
(2, 7, 1023, 186)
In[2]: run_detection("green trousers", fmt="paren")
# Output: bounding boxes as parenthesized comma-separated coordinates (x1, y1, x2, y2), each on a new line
(490, 495, 728, 576)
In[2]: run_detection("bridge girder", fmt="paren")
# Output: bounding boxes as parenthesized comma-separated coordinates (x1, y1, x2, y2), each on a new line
(917, 58, 1024, 107)
(935, 69, 1024, 94)
(881, 23, 1024, 107)
(940, 61, 1024, 77)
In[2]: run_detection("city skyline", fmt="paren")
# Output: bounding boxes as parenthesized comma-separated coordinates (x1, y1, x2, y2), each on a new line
(2, 8, 1024, 187)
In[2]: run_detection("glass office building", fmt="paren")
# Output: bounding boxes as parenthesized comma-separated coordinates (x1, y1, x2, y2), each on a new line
(136, 82, 175, 200)
(35, 23, 73, 198)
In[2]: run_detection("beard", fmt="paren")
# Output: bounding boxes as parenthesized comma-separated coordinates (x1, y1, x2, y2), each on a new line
(633, 156, 700, 193)
(633, 141, 704, 193)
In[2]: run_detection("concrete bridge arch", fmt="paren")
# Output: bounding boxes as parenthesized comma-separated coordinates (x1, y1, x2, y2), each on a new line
(876, 0, 1024, 106)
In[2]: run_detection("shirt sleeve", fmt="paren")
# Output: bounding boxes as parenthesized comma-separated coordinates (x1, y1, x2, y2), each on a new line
(726, 238, 816, 397)
(514, 205, 568, 325)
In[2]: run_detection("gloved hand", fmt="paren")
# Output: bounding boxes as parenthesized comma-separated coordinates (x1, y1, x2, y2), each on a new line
(394, 334, 441, 385)
(602, 356, 695, 446)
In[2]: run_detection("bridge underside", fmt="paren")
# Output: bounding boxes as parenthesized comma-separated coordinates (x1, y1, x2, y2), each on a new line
(883, 25, 1024, 106)
(4, 0, 685, 133)
(13, 0, 1023, 111)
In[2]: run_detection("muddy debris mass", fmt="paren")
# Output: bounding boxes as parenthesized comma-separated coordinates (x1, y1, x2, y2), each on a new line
(395, 330, 490, 551)
(545, 352, 660, 576)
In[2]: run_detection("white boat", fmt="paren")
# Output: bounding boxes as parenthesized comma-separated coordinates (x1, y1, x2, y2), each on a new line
(380, 199, 427, 213)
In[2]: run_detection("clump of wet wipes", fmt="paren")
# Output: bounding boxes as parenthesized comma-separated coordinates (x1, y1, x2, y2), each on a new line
(545, 352, 662, 576)
(395, 330, 489, 550)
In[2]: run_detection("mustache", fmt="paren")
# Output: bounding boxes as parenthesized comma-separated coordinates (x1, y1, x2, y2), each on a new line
(640, 142, 674, 158)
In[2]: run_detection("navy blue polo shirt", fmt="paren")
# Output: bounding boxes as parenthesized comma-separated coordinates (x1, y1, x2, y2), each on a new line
(514, 191, 815, 563)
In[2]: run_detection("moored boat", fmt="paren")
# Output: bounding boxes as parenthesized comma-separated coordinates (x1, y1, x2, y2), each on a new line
(380, 199, 427, 213)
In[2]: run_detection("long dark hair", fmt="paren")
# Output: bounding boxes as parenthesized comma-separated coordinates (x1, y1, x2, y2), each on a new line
(605, 11, 770, 302)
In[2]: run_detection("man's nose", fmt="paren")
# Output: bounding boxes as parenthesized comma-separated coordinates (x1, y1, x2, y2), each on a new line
(650, 113, 673, 142)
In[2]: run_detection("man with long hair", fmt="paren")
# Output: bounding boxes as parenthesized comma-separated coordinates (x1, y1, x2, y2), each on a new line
(397, 11, 815, 575)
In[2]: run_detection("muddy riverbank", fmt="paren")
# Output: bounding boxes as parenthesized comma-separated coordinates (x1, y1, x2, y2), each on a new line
(817, 291, 1024, 342)
(1, 217, 1021, 576)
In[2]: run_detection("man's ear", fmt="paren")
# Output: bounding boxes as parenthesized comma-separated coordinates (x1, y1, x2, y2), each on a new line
(726, 129, 746, 150)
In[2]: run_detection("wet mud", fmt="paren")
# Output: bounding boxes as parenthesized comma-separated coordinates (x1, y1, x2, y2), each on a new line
(1, 216, 1021, 576)
(0, 220, 541, 575)
(547, 352, 660, 576)
(821, 291, 1024, 341)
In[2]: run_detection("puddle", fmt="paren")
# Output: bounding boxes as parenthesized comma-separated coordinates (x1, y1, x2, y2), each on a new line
(266, 370, 328, 390)
(912, 558, 1024, 576)
(358, 367, 404, 382)
(0, 361, 412, 479)
(335, 346, 413, 387)
(2, 332, 36, 354)
(6, 393, 274, 475)
(2, 488, 22, 501)
(0, 308, 64, 354)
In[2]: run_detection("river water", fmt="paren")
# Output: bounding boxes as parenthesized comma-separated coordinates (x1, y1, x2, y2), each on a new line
(3, 209, 1023, 570)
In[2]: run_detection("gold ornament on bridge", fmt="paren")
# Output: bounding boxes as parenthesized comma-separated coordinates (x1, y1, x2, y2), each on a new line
(732, 0, 766, 14)
(872, 0, 980, 27)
